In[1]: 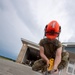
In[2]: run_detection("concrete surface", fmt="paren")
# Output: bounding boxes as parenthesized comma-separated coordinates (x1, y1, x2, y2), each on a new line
(0, 58, 42, 75)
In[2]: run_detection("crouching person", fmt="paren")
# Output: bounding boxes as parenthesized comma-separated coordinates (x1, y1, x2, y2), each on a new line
(32, 20, 69, 74)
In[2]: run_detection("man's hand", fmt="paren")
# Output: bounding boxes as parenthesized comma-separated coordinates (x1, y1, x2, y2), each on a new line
(52, 69, 58, 74)
(48, 69, 58, 74)
(47, 59, 49, 66)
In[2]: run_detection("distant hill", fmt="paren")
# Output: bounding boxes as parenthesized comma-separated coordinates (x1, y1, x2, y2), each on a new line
(0, 55, 15, 62)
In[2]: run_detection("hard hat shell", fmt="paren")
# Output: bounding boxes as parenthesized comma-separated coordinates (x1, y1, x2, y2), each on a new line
(45, 20, 60, 39)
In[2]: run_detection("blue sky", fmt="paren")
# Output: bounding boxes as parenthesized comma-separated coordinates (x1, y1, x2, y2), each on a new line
(0, 0, 75, 60)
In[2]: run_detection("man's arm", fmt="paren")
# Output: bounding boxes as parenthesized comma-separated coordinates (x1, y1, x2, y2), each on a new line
(53, 47, 62, 70)
(39, 46, 49, 65)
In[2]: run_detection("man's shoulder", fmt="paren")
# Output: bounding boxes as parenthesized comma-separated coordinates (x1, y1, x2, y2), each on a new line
(39, 38, 48, 46)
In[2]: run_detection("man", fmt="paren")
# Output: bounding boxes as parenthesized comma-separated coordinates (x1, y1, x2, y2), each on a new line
(32, 20, 69, 74)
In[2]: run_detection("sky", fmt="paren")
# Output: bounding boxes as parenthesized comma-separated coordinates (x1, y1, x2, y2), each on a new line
(0, 0, 75, 60)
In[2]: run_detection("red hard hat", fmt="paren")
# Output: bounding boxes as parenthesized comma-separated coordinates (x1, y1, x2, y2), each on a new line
(45, 20, 60, 39)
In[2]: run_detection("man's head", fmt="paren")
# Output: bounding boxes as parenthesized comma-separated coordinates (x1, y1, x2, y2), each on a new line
(45, 20, 61, 39)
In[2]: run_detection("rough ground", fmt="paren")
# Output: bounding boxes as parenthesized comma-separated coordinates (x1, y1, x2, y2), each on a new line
(0, 58, 42, 75)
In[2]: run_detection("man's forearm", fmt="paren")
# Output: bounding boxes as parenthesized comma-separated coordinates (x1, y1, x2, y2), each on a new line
(40, 53, 49, 62)
(53, 55, 61, 69)
(53, 47, 62, 69)
(40, 46, 49, 62)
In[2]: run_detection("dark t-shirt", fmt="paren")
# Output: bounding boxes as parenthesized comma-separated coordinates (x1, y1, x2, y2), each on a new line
(39, 38, 62, 59)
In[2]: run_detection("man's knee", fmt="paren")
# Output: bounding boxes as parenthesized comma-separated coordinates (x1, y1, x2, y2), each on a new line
(32, 61, 41, 71)
(58, 60, 68, 70)
(62, 51, 69, 60)
(32, 59, 45, 71)
(32, 65, 37, 71)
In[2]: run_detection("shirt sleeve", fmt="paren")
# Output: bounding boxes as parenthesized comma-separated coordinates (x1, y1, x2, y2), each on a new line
(39, 39, 44, 47)
(57, 41, 62, 48)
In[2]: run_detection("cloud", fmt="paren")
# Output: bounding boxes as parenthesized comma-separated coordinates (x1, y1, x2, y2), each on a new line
(0, 0, 38, 59)
(63, 0, 75, 42)
(0, 0, 75, 59)
(11, 0, 75, 42)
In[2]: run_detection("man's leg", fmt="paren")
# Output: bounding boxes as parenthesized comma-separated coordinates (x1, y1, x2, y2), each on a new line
(32, 59, 46, 71)
(58, 52, 69, 70)
(58, 60, 68, 70)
